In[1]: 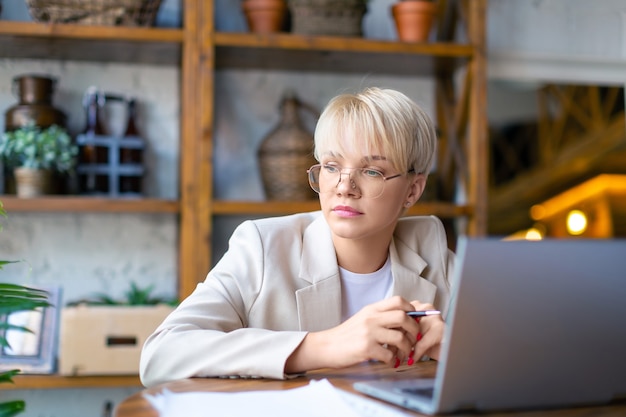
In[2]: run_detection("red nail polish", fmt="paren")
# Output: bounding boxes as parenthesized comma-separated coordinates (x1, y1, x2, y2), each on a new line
(417, 332, 423, 341)
(394, 357, 400, 368)
(407, 357, 414, 366)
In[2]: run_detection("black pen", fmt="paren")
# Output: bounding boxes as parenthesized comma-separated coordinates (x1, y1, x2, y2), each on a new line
(407, 310, 441, 317)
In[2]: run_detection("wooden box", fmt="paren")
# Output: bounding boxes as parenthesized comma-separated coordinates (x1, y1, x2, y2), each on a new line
(58, 304, 174, 375)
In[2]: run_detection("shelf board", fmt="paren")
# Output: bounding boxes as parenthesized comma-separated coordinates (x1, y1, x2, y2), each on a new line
(212, 200, 472, 218)
(4, 374, 141, 390)
(0, 196, 179, 213)
(0, 21, 183, 65)
(214, 32, 473, 75)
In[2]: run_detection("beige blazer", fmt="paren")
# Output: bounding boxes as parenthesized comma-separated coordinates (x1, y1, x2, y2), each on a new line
(140, 211, 455, 387)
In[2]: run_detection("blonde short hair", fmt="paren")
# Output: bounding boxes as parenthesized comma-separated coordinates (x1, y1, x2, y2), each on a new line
(314, 87, 436, 175)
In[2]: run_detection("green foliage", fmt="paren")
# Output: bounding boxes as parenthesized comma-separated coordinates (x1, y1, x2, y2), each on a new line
(0, 123, 78, 172)
(0, 284, 51, 349)
(0, 200, 50, 417)
(67, 281, 178, 307)
(0, 399, 25, 417)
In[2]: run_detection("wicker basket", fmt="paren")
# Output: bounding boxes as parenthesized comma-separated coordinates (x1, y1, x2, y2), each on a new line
(287, 0, 367, 37)
(25, 0, 162, 26)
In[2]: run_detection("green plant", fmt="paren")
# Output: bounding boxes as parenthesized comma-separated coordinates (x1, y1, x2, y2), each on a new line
(67, 281, 178, 307)
(0, 123, 78, 172)
(0, 201, 51, 417)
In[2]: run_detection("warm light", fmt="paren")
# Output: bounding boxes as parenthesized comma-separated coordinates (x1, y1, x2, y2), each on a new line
(566, 210, 587, 235)
(525, 228, 543, 240)
(530, 204, 547, 221)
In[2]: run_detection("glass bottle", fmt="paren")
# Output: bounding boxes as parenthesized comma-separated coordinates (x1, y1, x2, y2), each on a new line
(119, 98, 143, 194)
(78, 87, 108, 193)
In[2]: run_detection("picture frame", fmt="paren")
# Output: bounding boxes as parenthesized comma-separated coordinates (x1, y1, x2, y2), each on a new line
(0, 285, 62, 374)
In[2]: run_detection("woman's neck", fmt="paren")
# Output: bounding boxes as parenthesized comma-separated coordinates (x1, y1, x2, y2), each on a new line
(333, 235, 391, 274)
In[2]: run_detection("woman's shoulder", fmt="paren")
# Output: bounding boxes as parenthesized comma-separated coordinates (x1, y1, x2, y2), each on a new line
(394, 215, 449, 248)
(235, 211, 324, 236)
(396, 215, 446, 233)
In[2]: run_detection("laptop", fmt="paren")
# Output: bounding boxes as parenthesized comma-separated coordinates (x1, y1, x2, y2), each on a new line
(354, 237, 626, 414)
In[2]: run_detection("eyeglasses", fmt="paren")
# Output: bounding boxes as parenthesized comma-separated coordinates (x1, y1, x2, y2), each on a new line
(307, 164, 413, 199)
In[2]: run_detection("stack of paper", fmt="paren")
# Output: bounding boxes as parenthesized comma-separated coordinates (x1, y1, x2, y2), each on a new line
(145, 378, 411, 417)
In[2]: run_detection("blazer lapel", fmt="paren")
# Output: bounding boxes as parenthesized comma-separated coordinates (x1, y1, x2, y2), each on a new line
(296, 215, 343, 331)
(389, 238, 437, 304)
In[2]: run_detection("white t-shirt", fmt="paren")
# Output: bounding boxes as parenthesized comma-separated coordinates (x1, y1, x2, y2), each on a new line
(340, 256, 393, 322)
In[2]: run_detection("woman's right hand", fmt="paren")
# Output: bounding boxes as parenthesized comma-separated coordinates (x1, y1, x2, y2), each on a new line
(285, 296, 420, 373)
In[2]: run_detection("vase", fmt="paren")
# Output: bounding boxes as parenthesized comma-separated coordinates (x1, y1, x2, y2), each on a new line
(4, 74, 66, 131)
(13, 167, 52, 198)
(391, 1, 438, 43)
(242, 0, 288, 33)
(257, 92, 318, 201)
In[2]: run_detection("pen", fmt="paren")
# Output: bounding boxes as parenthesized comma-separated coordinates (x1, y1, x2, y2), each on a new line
(407, 310, 441, 317)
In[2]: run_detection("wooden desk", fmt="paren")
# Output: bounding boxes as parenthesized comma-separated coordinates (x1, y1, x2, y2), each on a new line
(115, 361, 626, 417)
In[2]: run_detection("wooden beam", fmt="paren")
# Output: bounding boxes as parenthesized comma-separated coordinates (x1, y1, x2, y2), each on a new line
(466, 0, 488, 236)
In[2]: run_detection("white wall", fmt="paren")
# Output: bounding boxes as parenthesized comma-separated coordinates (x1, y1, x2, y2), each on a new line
(488, 0, 626, 85)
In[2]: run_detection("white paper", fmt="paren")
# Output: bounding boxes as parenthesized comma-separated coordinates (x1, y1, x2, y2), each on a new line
(144, 378, 410, 417)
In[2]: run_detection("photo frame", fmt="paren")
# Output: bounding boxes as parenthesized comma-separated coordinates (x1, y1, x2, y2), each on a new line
(0, 285, 62, 374)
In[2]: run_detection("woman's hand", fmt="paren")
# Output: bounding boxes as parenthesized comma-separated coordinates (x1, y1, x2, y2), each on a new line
(410, 300, 445, 361)
(285, 296, 421, 373)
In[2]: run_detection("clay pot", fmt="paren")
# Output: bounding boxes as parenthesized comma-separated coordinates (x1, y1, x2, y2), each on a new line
(13, 167, 52, 198)
(391, 1, 438, 43)
(242, 0, 288, 33)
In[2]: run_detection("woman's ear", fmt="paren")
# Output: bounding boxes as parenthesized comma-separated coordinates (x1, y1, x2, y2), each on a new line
(406, 173, 427, 206)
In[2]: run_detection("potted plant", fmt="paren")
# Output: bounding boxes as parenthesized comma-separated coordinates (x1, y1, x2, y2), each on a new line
(391, 0, 438, 42)
(60, 282, 177, 376)
(0, 123, 78, 198)
(0, 201, 51, 417)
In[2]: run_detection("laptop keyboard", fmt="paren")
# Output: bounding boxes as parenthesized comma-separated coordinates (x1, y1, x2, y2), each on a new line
(401, 387, 435, 398)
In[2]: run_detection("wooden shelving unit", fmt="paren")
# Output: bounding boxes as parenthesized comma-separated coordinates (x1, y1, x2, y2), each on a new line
(6, 375, 141, 390)
(211, 200, 471, 218)
(0, 21, 183, 65)
(0, 196, 178, 213)
(0, 0, 487, 390)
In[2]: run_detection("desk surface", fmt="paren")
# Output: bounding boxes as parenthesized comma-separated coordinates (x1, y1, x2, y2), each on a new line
(115, 362, 626, 417)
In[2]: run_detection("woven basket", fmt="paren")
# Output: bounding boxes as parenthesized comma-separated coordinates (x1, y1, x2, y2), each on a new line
(258, 94, 319, 201)
(287, 0, 367, 37)
(25, 0, 162, 26)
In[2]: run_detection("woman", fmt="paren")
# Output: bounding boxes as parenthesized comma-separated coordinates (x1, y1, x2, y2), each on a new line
(140, 87, 454, 387)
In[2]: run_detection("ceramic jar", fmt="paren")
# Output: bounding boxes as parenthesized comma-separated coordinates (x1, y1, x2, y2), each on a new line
(4, 74, 66, 131)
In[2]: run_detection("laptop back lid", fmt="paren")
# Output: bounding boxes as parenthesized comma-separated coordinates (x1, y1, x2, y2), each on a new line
(434, 237, 626, 413)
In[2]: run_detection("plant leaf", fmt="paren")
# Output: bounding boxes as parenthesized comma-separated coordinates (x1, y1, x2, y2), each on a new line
(0, 400, 26, 417)
(0, 370, 20, 384)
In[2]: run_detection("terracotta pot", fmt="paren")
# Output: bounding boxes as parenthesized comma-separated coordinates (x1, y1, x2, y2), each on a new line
(392, 1, 437, 43)
(14, 167, 52, 198)
(242, 0, 288, 33)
